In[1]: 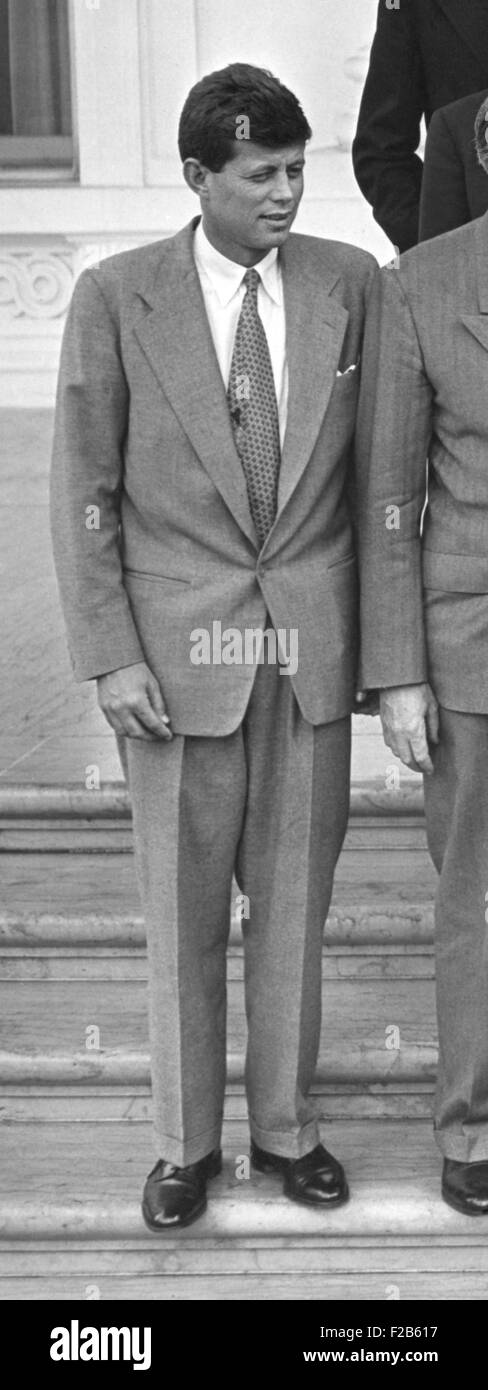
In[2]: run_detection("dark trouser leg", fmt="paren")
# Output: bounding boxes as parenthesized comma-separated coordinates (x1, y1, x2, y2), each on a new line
(424, 706, 488, 1160)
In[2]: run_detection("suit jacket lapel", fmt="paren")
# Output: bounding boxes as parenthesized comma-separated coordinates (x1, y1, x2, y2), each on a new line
(133, 220, 350, 548)
(435, 0, 488, 63)
(133, 221, 258, 549)
(474, 212, 488, 313)
(274, 236, 348, 519)
(459, 214, 488, 351)
(461, 315, 488, 352)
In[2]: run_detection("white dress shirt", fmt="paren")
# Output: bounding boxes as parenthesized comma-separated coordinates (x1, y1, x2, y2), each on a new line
(193, 219, 288, 447)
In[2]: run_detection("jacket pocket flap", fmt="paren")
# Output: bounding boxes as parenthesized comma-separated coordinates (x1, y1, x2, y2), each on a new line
(423, 549, 488, 592)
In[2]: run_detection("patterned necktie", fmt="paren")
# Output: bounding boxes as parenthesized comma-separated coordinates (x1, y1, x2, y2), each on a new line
(227, 267, 281, 547)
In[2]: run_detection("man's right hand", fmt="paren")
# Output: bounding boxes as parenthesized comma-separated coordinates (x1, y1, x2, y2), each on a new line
(379, 683, 439, 775)
(97, 662, 172, 740)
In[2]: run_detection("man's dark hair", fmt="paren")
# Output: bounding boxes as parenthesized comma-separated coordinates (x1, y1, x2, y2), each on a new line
(178, 63, 312, 170)
(474, 93, 488, 172)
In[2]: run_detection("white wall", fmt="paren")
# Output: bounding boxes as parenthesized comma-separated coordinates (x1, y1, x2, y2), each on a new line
(0, 0, 393, 406)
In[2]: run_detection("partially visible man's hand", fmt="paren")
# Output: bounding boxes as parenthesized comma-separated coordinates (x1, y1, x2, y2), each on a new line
(97, 662, 172, 740)
(354, 689, 380, 716)
(379, 683, 439, 775)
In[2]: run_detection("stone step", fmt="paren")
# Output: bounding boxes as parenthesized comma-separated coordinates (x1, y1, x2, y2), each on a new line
(0, 905, 437, 1096)
(0, 1086, 435, 1124)
(0, 780, 425, 851)
(0, 901, 434, 948)
(0, 1045, 437, 1090)
(0, 1116, 486, 1300)
(0, 835, 437, 920)
(0, 837, 438, 1103)
(0, 799, 438, 1108)
(2, 1269, 485, 1300)
(0, 781, 425, 817)
(0, 995, 436, 1100)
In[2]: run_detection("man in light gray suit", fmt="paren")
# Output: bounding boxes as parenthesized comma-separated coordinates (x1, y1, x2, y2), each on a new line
(357, 118, 488, 1213)
(50, 64, 376, 1228)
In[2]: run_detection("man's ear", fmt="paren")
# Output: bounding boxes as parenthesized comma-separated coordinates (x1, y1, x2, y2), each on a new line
(183, 158, 211, 199)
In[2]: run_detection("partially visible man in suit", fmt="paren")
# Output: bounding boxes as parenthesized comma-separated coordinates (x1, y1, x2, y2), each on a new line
(419, 89, 488, 240)
(50, 64, 376, 1229)
(353, 0, 488, 252)
(356, 179, 488, 1211)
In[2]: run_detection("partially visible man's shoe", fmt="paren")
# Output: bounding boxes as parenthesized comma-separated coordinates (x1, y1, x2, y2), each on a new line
(442, 1158, 488, 1216)
(250, 1141, 349, 1208)
(142, 1149, 222, 1230)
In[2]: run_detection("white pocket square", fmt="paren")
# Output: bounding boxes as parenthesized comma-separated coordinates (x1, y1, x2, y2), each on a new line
(336, 360, 359, 377)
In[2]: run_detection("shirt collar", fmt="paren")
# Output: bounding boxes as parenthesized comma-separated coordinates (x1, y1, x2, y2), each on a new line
(193, 218, 282, 307)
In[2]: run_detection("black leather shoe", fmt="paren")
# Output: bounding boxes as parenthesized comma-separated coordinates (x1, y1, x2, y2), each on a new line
(442, 1158, 488, 1216)
(251, 1141, 349, 1208)
(142, 1149, 222, 1230)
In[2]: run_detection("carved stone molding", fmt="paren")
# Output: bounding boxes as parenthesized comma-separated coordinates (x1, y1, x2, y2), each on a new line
(0, 250, 75, 321)
(0, 238, 163, 323)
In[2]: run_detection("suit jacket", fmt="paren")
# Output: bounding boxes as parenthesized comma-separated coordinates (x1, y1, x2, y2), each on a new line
(419, 89, 488, 241)
(50, 217, 376, 736)
(356, 211, 488, 713)
(352, 0, 488, 252)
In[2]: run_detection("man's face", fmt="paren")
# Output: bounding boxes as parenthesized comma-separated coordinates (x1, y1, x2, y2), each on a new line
(192, 140, 306, 264)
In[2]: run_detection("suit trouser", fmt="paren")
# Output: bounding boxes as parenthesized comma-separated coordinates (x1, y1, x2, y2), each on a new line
(424, 705, 488, 1161)
(118, 660, 351, 1167)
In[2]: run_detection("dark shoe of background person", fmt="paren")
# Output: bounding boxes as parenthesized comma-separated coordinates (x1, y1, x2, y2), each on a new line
(142, 1149, 222, 1230)
(442, 1158, 488, 1215)
(251, 1141, 349, 1208)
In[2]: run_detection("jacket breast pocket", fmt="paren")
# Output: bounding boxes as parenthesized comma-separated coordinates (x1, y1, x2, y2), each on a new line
(336, 360, 360, 381)
(332, 369, 360, 406)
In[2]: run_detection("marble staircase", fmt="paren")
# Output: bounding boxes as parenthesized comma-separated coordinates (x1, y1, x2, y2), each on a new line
(1, 780, 487, 1301)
